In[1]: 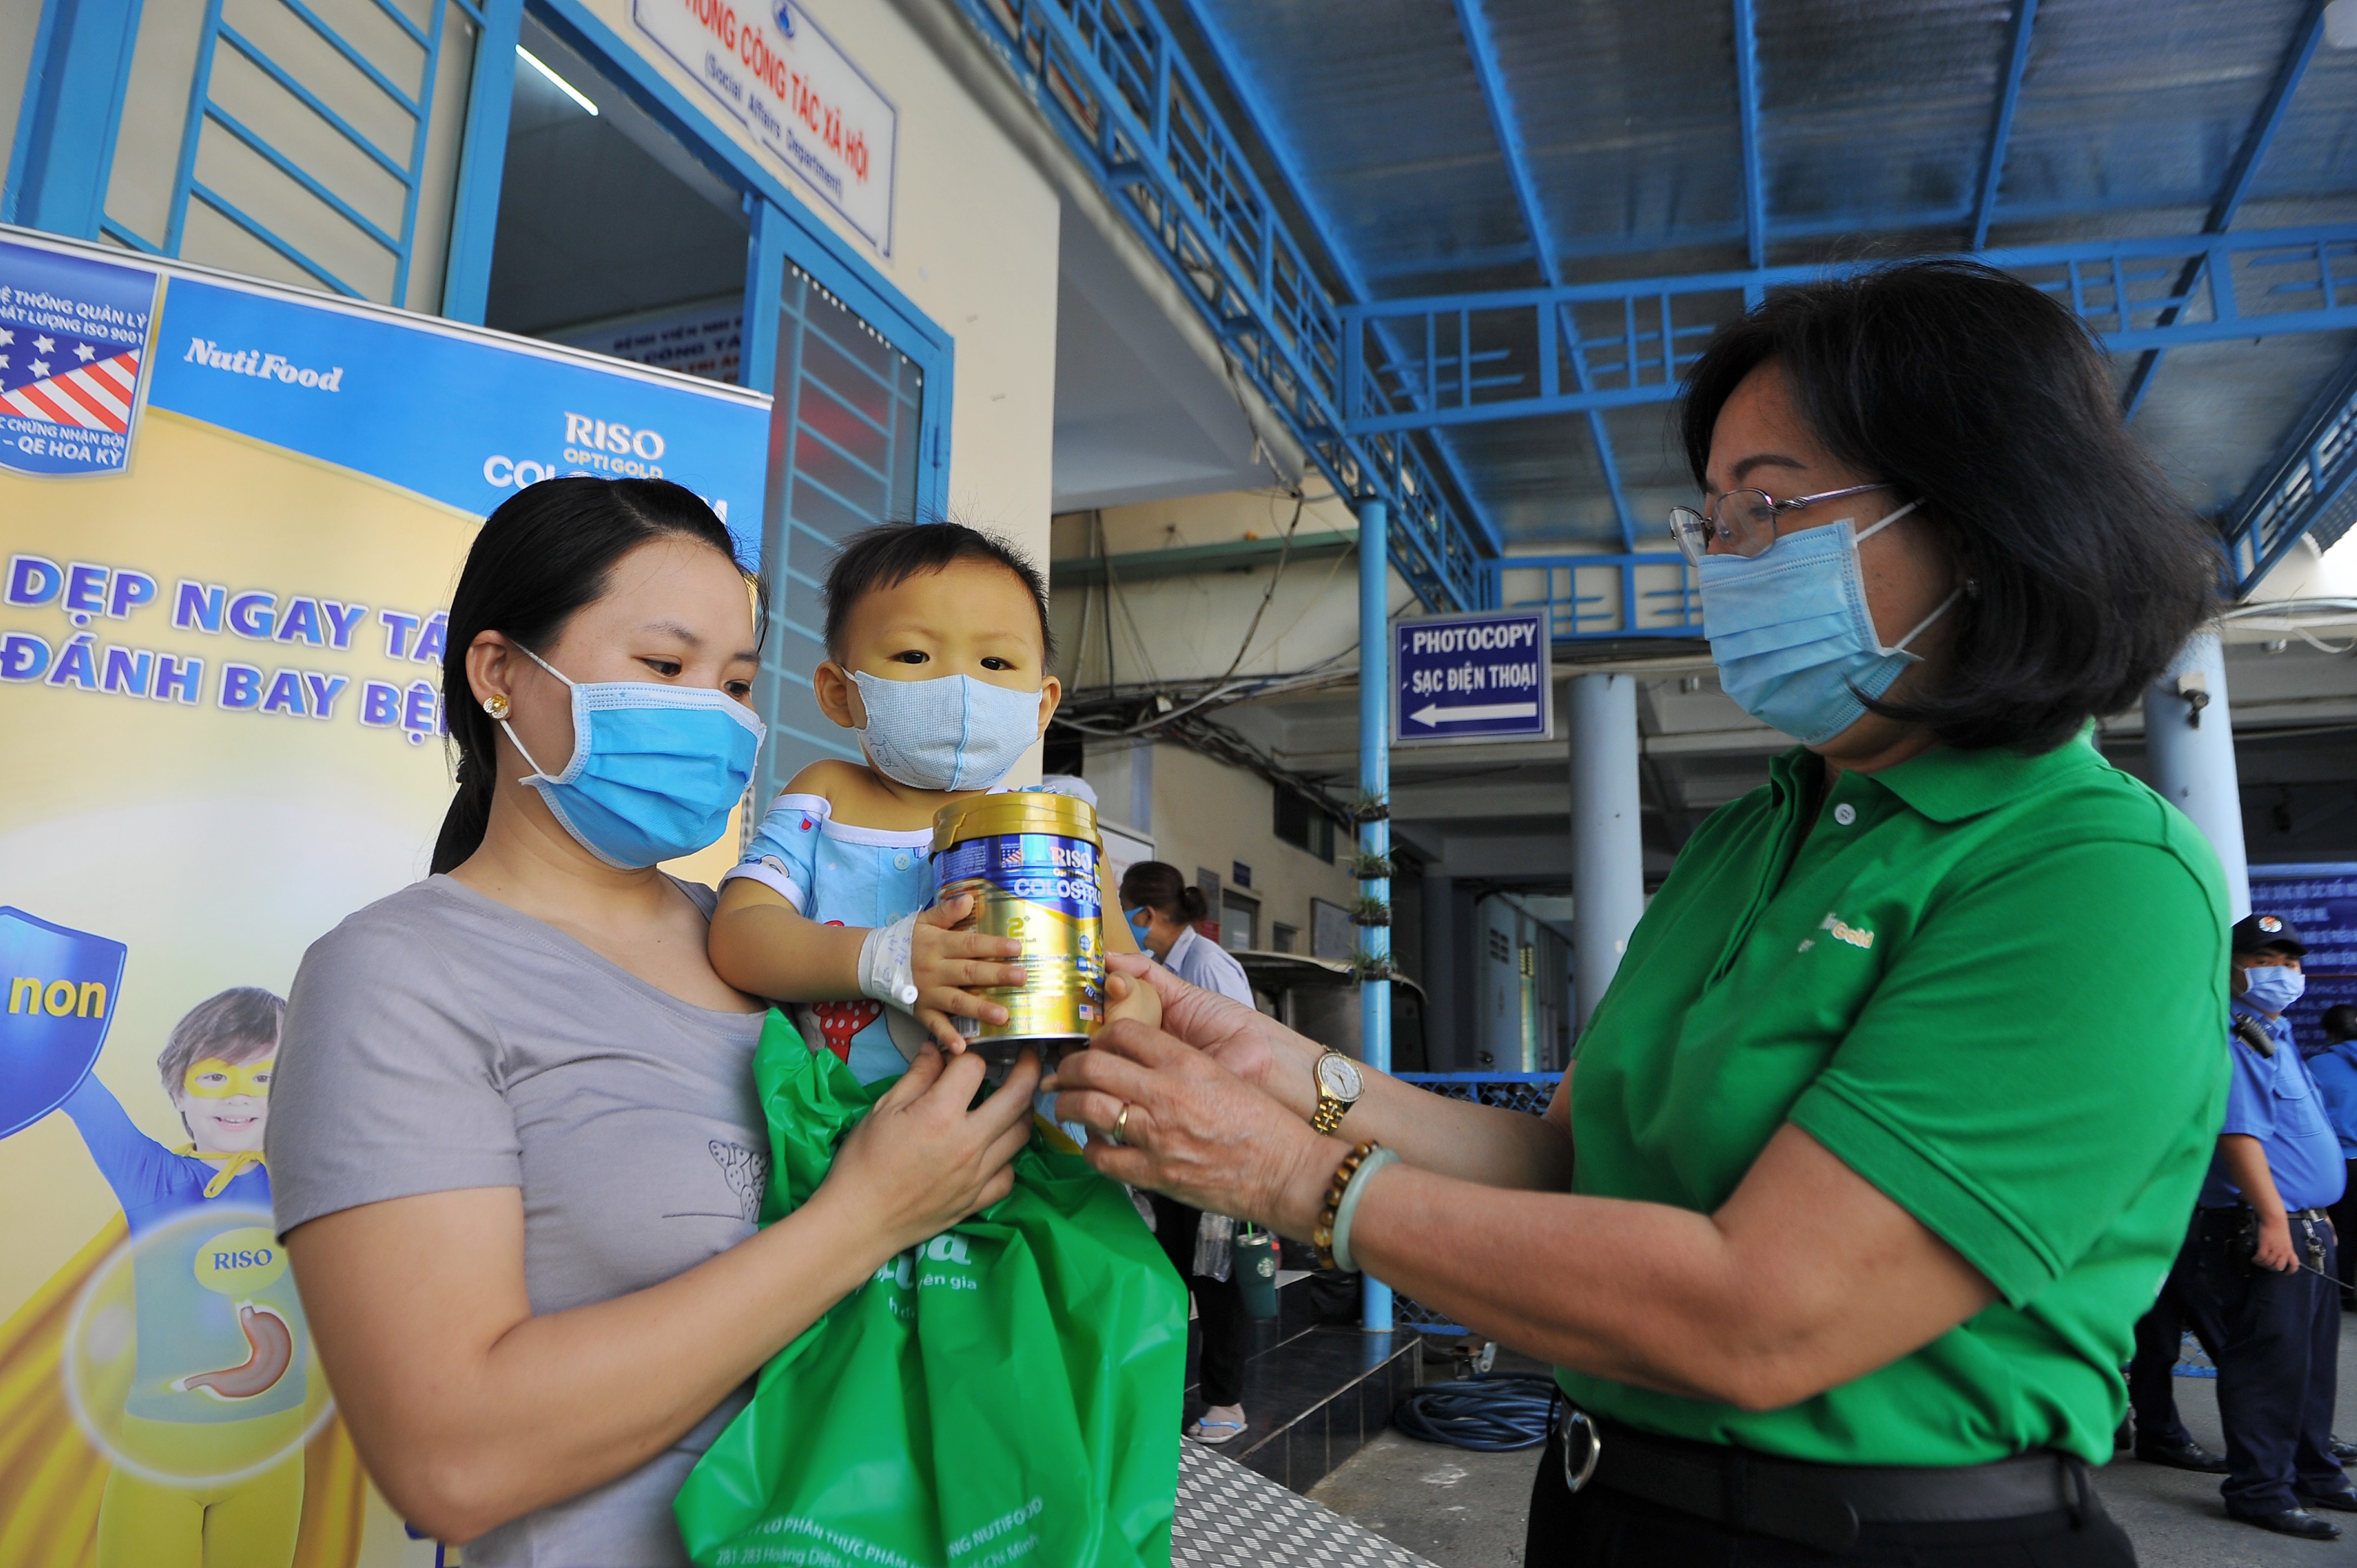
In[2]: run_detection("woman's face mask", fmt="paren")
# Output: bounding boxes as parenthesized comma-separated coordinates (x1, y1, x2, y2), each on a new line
(851, 670, 1041, 793)
(1124, 906, 1154, 942)
(1699, 502, 1959, 746)
(500, 646, 765, 869)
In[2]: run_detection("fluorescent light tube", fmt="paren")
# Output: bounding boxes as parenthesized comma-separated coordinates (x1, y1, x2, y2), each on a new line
(518, 47, 598, 115)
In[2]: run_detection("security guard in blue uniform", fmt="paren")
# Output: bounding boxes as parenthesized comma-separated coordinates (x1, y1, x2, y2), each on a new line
(2130, 912, 2355, 1539)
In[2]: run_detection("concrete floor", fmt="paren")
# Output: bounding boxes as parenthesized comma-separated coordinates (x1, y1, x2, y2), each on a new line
(1310, 1332, 2357, 1566)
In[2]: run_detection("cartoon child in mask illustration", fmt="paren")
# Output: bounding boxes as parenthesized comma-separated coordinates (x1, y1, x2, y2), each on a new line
(58, 987, 308, 1568)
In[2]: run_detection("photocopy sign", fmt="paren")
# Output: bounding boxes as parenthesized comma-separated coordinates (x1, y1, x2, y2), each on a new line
(636, 0, 898, 252)
(1395, 610, 1551, 745)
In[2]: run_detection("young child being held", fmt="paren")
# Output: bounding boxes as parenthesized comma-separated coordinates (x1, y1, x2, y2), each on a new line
(708, 522, 1154, 1081)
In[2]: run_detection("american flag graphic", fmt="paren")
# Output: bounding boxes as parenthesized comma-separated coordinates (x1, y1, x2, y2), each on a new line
(0, 329, 141, 434)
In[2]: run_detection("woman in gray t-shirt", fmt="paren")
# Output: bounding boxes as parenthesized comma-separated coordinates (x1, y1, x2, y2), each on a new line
(270, 480, 1038, 1567)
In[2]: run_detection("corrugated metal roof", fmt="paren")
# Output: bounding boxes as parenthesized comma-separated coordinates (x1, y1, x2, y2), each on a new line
(1165, 0, 2357, 548)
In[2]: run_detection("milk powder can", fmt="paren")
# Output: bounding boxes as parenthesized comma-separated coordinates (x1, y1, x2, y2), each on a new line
(932, 791, 1105, 1065)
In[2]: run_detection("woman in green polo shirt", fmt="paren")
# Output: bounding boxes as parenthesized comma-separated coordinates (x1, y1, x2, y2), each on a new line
(1056, 259, 2228, 1564)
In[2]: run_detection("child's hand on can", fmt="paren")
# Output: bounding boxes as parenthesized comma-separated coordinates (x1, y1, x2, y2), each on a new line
(909, 894, 1026, 1051)
(1102, 965, 1162, 1034)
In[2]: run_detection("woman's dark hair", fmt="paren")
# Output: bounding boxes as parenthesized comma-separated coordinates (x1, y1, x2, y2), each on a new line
(2325, 1004, 2357, 1043)
(433, 478, 750, 874)
(1679, 258, 2217, 753)
(157, 987, 284, 1093)
(822, 520, 1053, 660)
(1119, 860, 1207, 923)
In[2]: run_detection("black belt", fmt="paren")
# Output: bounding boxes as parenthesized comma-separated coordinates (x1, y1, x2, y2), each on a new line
(1561, 1408, 2091, 1555)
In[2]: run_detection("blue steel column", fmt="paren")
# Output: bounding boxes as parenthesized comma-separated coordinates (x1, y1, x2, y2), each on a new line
(738, 198, 792, 395)
(2144, 632, 2251, 920)
(440, 0, 524, 322)
(1357, 498, 1393, 1334)
(3, 0, 144, 236)
(1569, 673, 1644, 1030)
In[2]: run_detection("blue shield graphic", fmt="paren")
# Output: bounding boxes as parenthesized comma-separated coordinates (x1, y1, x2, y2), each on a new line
(0, 238, 159, 478)
(0, 907, 128, 1138)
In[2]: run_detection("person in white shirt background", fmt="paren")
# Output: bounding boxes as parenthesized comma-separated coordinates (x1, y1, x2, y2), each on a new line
(1120, 860, 1254, 1005)
(1119, 860, 1255, 1445)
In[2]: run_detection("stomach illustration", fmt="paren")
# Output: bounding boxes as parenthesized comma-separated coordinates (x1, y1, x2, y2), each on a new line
(173, 1302, 292, 1400)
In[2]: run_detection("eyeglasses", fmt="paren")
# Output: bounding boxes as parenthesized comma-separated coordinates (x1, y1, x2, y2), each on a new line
(1668, 482, 1895, 566)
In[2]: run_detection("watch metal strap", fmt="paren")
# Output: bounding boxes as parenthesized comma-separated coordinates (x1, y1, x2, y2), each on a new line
(1310, 1089, 1347, 1134)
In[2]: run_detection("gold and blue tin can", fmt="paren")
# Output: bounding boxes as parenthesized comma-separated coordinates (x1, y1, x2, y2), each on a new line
(932, 791, 1104, 1064)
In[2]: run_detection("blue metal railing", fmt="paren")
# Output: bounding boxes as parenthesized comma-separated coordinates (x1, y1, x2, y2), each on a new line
(1396, 1072, 1558, 1116)
(1391, 1074, 1556, 1331)
(1486, 552, 1704, 642)
(100, 0, 486, 306)
(1336, 223, 2357, 439)
(950, 0, 1488, 613)
(2224, 348, 2357, 597)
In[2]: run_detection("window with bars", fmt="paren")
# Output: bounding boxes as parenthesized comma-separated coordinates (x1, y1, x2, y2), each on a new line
(94, 0, 481, 311)
(752, 262, 928, 806)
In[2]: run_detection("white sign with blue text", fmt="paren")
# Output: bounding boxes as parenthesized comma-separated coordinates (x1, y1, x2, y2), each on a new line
(635, 0, 898, 253)
(1394, 610, 1551, 746)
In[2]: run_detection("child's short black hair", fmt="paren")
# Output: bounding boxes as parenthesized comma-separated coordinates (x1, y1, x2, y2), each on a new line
(822, 521, 1053, 661)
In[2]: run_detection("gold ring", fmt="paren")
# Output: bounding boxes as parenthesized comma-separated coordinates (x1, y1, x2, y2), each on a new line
(1111, 1103, 1133, 1146)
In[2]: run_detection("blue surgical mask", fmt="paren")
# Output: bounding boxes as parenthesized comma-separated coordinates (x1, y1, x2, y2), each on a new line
(502, 647, 764, 869)
(1699, 502, 1959, 746)
(1125, 906, 1152, 941)
(850, 670, 1041, 792)
(2241, 964, 2306, 1015)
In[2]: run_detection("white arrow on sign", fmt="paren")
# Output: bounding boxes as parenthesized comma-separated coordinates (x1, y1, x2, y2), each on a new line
(1409, 701, 1538, 726)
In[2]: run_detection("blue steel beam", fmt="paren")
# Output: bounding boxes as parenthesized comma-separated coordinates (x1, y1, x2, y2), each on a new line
(2121, 0, 2325, 420)
(1337, 222, 2357, 435)
(2222, 347, 2357, 598)
(1449, 0, 1636, 549)
(952, 0, 1487, 611)
(1731, 0, 1766, 270)
(1969, 0, 2037, 250)
(1166, 0, 1507, 561)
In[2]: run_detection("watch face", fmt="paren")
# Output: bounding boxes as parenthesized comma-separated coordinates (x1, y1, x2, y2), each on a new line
(1317, 1053, 1363, 1100)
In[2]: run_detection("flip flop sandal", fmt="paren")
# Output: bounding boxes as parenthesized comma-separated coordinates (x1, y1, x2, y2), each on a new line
(1186, 1417, 1247, 1447)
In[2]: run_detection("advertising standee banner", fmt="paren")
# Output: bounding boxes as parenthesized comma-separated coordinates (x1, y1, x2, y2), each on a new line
(0, 229, 770, 1568)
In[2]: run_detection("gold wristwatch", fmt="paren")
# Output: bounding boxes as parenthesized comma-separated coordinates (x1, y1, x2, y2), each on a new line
(1310, 1049, 1365, 1134)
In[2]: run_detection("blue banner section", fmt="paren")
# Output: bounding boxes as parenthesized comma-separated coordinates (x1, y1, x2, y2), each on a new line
(2250, 866, 2357, 1052)
(0, 239, 159, 478)
(0, 906, 128, 1139)
(147, 278, 770, 560)
(1395, 610, 1551, 744)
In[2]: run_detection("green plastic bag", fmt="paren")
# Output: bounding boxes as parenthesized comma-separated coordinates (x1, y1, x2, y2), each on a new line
(675, 1011, 1186, 1568)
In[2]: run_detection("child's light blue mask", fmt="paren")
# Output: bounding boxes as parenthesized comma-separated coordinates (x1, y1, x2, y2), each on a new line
(1697, 501, 1958, 746)
(502, 647, 765, 869)
(851, 670, 1041, 792)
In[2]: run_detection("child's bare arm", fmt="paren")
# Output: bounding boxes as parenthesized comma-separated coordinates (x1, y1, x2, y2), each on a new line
(709, 878, 867, 1000)
(714, 878, 1027, 1048)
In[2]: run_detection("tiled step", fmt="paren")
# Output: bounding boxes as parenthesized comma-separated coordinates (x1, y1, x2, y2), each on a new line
(1180, 1280, 1427, 1494)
